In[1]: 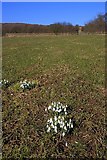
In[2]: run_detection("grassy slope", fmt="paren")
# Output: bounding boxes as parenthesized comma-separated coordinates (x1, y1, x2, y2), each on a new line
(2, 35, 106, 159)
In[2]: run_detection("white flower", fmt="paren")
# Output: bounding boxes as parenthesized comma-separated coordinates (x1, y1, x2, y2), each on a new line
(52, 102, 54, 105)
(49, 118, 53, 123)
(54, 126, 57, 133)
(58, 116, 61, 119)
(51, 123, 54, 128)
(46, 102, 73, 136)
(48, 105, 51, 110)
(64, 126, 67, 131)
(65, 111, 67, 115)
(45, 108, 47, 112)
(58, 119, 61, 124)
(46, 124, 49, 128)
(54, 121, 57, 126)
(47, 127, 51, 132)
(65, 142, 68, 147)
(70, 123, 73, 128)
(54, 116, 57, 121)
(62, 132, 65, 137)
(67, 123, 69, 127)
(61, 122, 65, 128)
(53, 108, 55, 111)
(62, 116, 64, 120)
(58, 109, 62, 112)
(62, 105, 65, 109)
(60, 124, 63, 128)
(20, 84, 24, 89)
(56, 106, 59, 111)
(64, 108, 66, 112)
(53, 102, 56, 107)
(47, 119, 50, 123)
(75, 141, 78, 144)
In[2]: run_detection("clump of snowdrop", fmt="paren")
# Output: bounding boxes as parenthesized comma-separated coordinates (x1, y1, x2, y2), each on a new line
(0, 79, 10, 88)
(20, 80, 36, 90)
(45, 102, 73, 137)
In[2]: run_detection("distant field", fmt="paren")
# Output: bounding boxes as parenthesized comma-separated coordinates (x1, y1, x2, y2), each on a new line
(3, 35, 105, 86)
(2, 35, 106, 159)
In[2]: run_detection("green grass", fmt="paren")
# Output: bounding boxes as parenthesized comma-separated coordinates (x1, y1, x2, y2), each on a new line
(3, 35, 105, 86)
(2, 35, 106, 159)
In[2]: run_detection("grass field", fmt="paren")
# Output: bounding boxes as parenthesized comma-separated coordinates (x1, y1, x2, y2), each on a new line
(2, 35, 106, 159)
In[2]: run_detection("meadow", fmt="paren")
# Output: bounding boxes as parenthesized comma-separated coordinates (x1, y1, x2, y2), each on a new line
(2, 35, 106, 159)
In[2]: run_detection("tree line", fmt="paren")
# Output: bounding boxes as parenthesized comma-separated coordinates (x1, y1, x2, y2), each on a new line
(2, 13, 106, 36)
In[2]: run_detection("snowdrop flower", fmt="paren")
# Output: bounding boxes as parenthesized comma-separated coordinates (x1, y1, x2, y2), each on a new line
(53, 108, 55, 111)
(65, 111, 67, 115)
(53, 102, 56, 107)
(62, 122, 65, 128)
(62, 105, 64, 109)
(51, 123, 54, 128)
(54, 126, 57, 133)
(64, 126, 67, 131)
(48, 105, 51, 110)
(62, 116, 64, 120)
(58, 109, 62, 112)
(20, 79, 36, 90)
(65, 142, 68, 147)
(47, 119, 50, 123)
(60, 124, 63, 128)
(46, 102, 74, 137)
(75, 141, 78, 144)
(54, 121, 57, 126)
(46, 124, 49, 128)
(67, 123, 69, 127)
(49, 118, 53, 123)
(20, 84, 24, 89)
(54, 116, 57, 121)
(58, 116, 61, 119)
(58, 119, 61, 124)
(62, 132, 65, 137)
(64, 108, 66, 112)
(47, 127, 51, 133)
(45, 108, 47, 112)
(70, 123, 73, 128)
(52, 102, 54, 105)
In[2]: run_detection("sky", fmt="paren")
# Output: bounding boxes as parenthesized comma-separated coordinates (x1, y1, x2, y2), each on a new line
(2, 2, 105, 26)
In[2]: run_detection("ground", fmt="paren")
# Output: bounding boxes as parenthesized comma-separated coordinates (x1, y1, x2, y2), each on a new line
(2, 35, 106, 159)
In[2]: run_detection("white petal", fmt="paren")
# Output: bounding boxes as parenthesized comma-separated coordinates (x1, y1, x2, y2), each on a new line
(71, 123, 73, 128)
(65, 142, 68, 146)
(62, 132, 65, 136)
(45, 108, 47, 112)
(48, 106, 51, 110)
